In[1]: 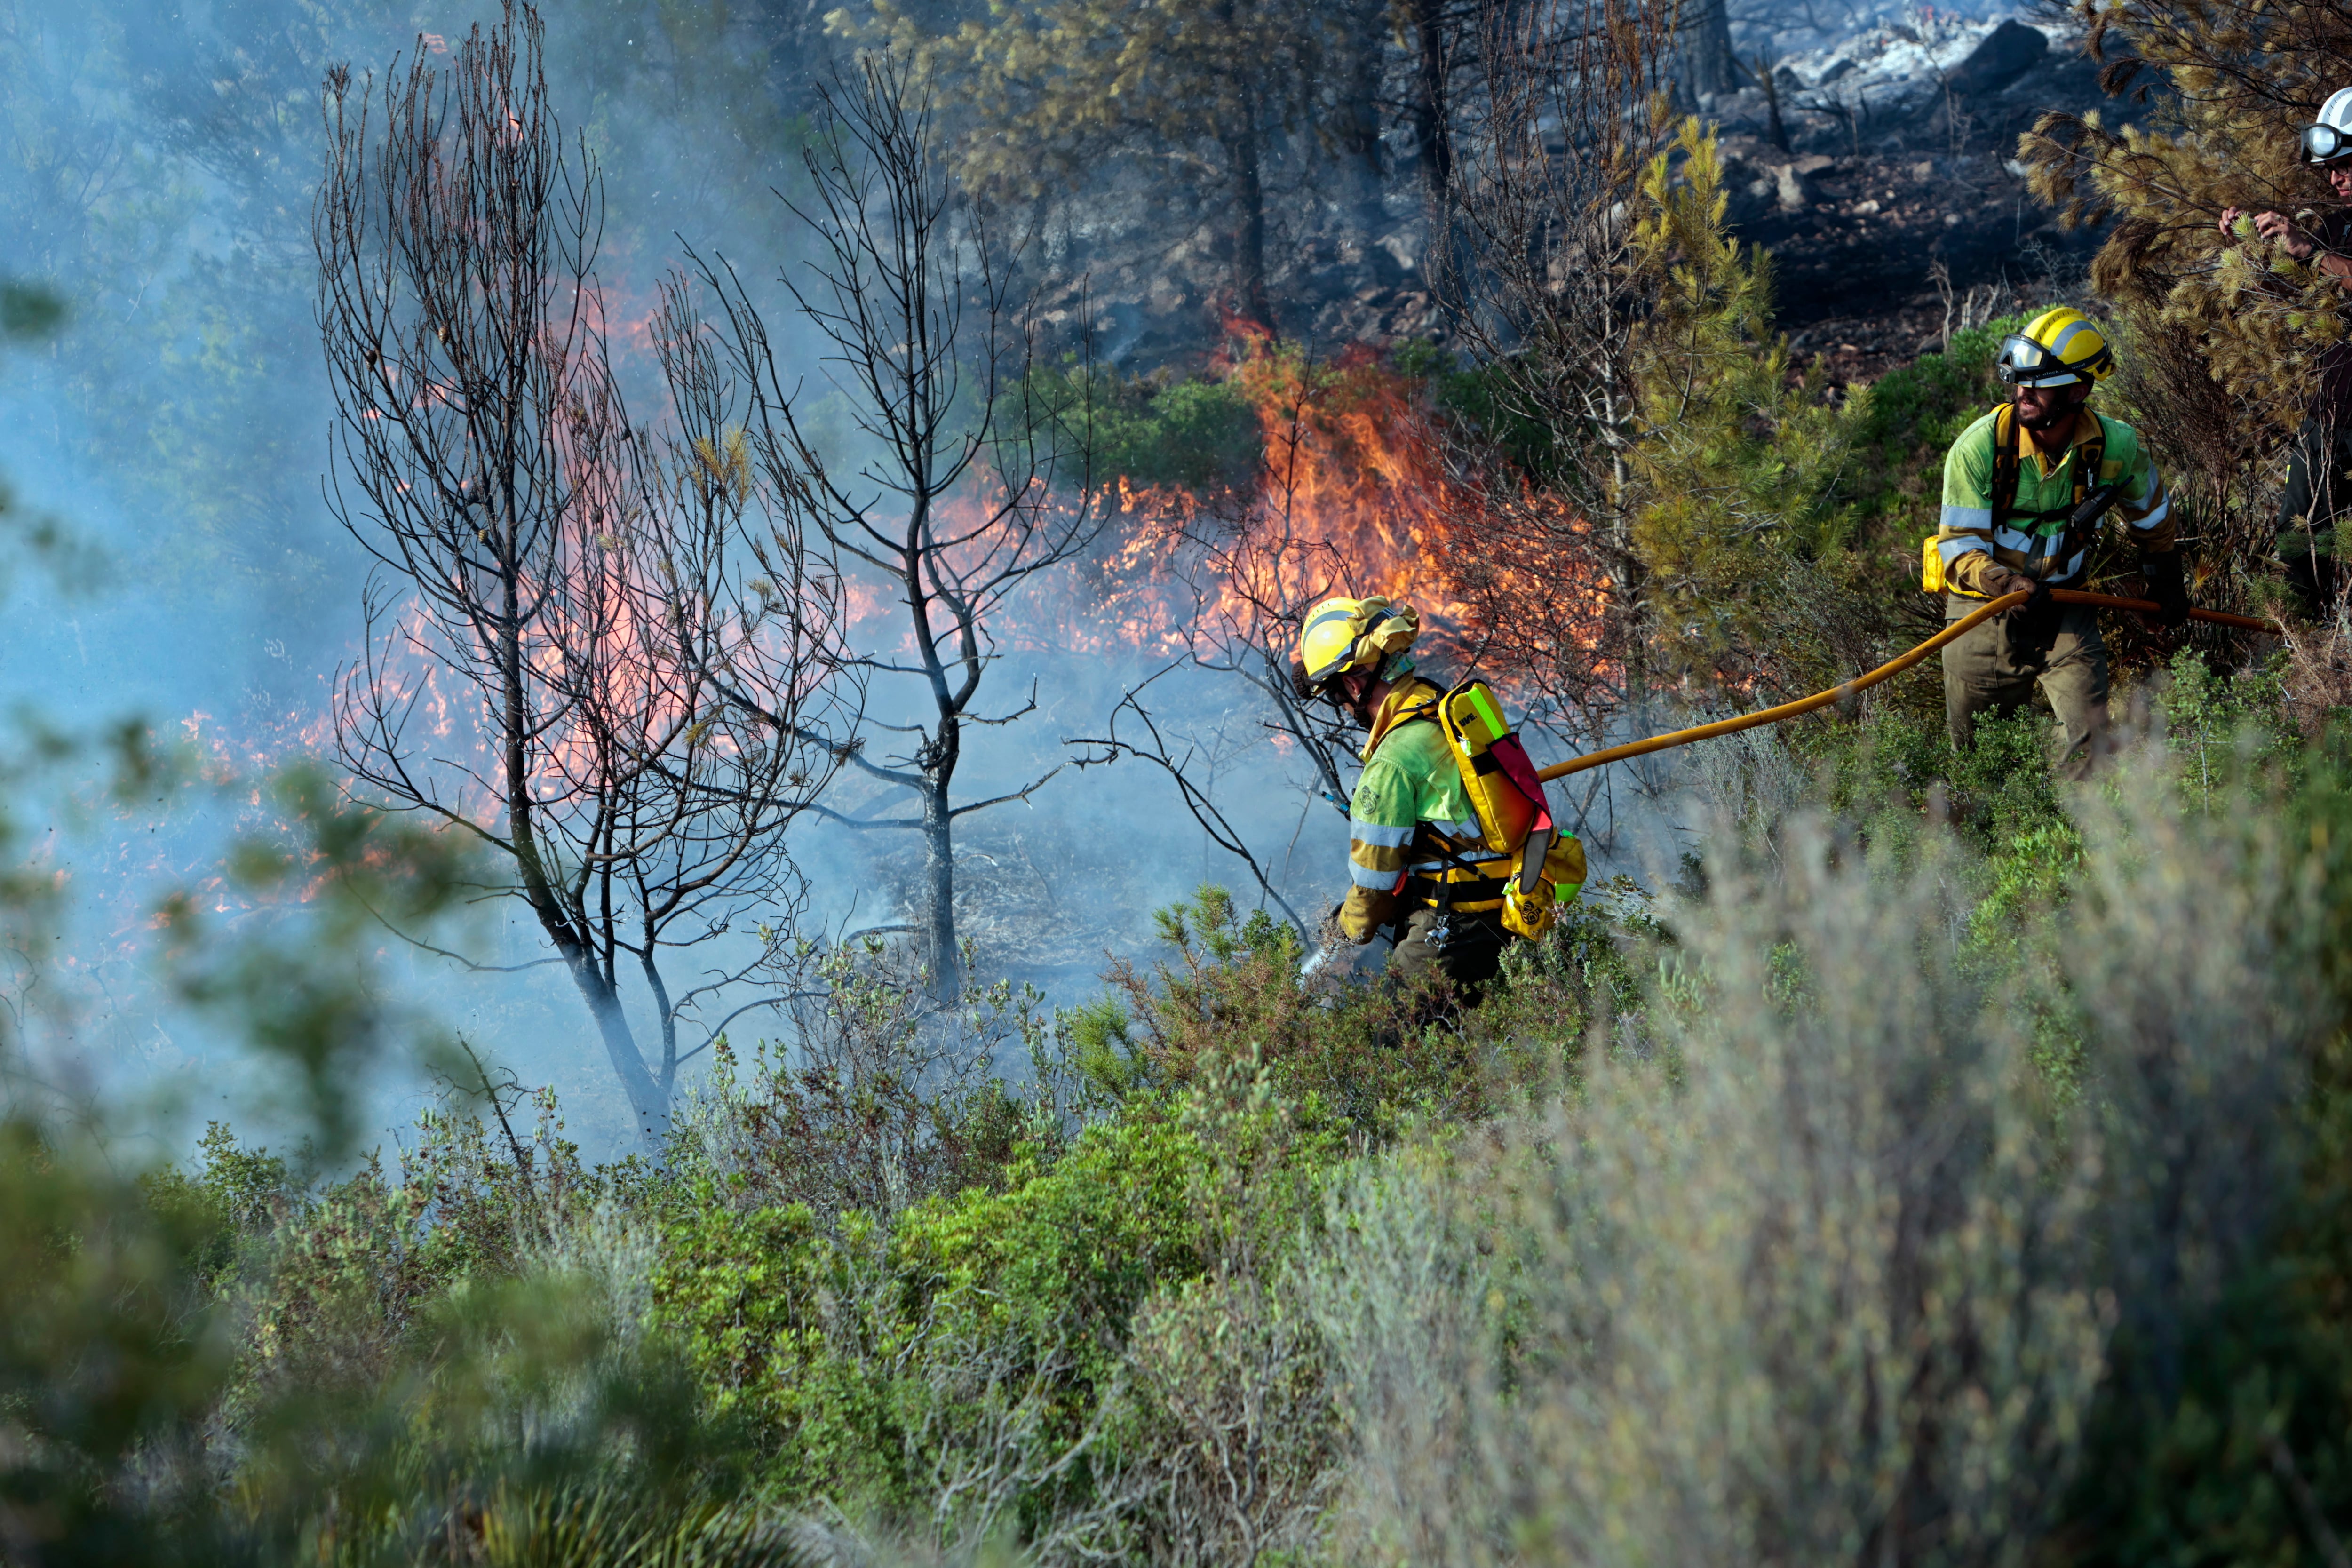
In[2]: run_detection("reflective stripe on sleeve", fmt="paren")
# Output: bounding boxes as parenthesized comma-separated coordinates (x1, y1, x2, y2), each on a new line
(1940, 504, 1994, 533)
(1349, 860, 1402, 889)
(2126, 493, 2170, 532)
(1938, 534, 1988, 566)
(1348, 820, 1413, 847)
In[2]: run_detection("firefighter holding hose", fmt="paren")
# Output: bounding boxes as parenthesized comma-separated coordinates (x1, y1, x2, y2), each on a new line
(1932, 307, 2190, 780)
(1290, 596, 1583, 998)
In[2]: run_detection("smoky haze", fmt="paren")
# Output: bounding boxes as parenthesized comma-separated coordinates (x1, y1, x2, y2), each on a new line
(0, 0, 1906, 1154)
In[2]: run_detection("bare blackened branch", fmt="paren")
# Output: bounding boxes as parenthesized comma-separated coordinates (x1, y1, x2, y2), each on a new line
(1068, 667, 1311, 939)
(695, 49, 1103, 1002)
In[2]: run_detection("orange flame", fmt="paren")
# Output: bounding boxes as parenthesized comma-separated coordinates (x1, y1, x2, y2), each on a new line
(1023, 324, 1618, 710)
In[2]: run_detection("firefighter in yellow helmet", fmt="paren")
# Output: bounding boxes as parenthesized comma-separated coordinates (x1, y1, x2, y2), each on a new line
(1932, 306, 2187, 780)
(1290, 595, 1583, 997)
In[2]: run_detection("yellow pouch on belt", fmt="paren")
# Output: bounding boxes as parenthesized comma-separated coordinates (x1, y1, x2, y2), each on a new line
(1502, 879, 1555, 941)
(1500, 835, 1587, 942)
(1921, 536, 1946, 594)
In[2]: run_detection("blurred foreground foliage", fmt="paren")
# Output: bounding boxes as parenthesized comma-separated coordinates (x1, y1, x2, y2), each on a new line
(16, 657, 2352, 1564)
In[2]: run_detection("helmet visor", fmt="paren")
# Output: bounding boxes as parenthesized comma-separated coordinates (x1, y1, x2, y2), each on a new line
(1995, 332, 2087, 389)
(2304, 122, 2352, 165)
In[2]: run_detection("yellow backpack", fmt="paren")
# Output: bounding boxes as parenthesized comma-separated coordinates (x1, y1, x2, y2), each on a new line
(1428, 680, 1587, 940)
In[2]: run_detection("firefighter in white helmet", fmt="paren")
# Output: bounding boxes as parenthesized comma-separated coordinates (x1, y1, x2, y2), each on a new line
(1290, 595, 1583, 1000)
(2220, 86, 2352, 571)
(1933, 307, 2184, 780)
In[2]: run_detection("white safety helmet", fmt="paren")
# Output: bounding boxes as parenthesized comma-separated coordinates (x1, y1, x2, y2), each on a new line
(2302, 86, 2352, 166)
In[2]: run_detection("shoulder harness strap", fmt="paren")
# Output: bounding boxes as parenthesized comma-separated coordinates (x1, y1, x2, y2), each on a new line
(1991, 402, 2018, 532)
(1993, 403, 2111, 563)
(2077, 414, 2109, 510)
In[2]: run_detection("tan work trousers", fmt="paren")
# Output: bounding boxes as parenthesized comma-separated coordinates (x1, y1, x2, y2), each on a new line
(1941, 596, 2110, 781)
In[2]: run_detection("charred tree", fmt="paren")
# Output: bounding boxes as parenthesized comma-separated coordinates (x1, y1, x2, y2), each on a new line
(1224, 122, 1274, 326)
(699, 54, 1102, 1003)
(1337, 0, 1389, 230)
(1206, 0, 1276, 326)
(1681, 0, 1739, 99)
(315, 2, 849, 1149)
(1403, 0, 1457, 213)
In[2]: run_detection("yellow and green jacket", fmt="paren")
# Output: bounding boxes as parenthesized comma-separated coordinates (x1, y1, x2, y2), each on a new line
(1935, 404, 2174, 597)
(1340, 678, 1516, 941)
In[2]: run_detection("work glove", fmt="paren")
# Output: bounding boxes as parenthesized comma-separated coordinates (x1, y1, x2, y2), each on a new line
(1982, 565, 2047, 605)
(2140, 551, 2192, 629)
(1982, 566, 2059, 638)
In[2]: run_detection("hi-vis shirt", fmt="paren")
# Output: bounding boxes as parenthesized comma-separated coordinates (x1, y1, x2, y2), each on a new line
(1340, 679, 1505, 941)
(1935, 406, 2174, 597)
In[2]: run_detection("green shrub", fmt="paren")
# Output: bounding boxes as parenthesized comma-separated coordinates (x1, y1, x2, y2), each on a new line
(1093, 885, 1524, 1135)
(1021, 367, 1261, 493)
(650, 1194, 902, 1508)
(1840, 313, 2024, 543)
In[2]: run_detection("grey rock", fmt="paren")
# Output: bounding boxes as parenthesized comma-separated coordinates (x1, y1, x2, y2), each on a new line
(1375, 231, 1420, 275)
(1947, 20, 2047, 97)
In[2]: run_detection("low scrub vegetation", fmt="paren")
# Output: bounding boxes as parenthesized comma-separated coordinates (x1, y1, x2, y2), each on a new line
(12, 670, 2352, 1565)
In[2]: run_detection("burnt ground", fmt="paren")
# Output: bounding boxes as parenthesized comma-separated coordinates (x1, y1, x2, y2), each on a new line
(1709, 21, 2119, 382)
(1726, 143, 2104, 381)
(1036, 15, 2126, 386)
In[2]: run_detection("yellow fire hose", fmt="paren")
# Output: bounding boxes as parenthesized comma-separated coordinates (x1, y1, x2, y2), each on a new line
(1534, 590, 2285, 785)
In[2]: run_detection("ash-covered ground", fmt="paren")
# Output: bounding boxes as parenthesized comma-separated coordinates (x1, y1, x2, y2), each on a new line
(1041, 6, 2118, 382)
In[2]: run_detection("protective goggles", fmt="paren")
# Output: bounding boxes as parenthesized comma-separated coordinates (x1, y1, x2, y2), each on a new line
(2303, 122, 2352, 165)
(1994, 334, 2090, 389)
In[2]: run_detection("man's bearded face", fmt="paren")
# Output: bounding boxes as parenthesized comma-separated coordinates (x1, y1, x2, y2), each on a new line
(2015, 381, 2086, 433)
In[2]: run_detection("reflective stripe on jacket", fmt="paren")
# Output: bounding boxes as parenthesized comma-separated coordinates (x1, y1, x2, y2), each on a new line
(1936, 406, 2173, 597)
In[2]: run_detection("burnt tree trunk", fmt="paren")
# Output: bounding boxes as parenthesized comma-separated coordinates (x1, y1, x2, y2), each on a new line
(1228, 123, 1272, 326)
(918, 771, 959, 997)
(905, 519, 968, 1001)
(499, 500, 672, 1146)
(1339, 0, 1387, 230)
(1683, 0, 1738, 97)
(1409, 0, 1454, 212)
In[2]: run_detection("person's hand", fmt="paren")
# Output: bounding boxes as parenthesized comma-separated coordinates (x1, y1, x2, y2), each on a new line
(2221, 205, 2245, 239)
(2254, 209, 2317, 259)
(1984, 567, 2048, 610)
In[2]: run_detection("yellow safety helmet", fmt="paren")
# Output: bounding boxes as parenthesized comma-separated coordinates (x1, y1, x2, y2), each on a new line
(1995, 306, 2115, 389)
(1290, 595, 1420, 700)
